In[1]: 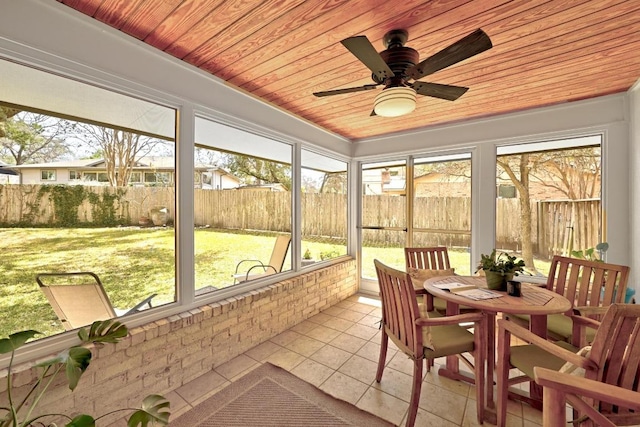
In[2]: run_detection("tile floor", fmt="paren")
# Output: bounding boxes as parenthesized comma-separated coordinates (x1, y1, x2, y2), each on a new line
(166, 294, 542, 426)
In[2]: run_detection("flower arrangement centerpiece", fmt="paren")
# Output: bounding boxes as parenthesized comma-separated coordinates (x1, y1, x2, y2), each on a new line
(476, 249, 526, 291)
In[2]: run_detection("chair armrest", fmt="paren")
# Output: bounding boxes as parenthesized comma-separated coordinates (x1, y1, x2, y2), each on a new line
(416, 312, 483, 327)
(125, 293, 157, 314)
(569, 312, 602, 329)
(498, 319, 597, 371)
(573, 306, 609, 318)
(534, 367, 640, 411)
(234, 259, 265, 274)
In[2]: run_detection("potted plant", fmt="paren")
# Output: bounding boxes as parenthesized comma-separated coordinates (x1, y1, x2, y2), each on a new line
(301, 248, 315, 266)
(0, 319, 170, 427)
(476, 249, 526, 291)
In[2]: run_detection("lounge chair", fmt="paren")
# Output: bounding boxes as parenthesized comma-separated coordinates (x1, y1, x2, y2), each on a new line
(36, 272, 156, 331)
(233, 235, 291, 283)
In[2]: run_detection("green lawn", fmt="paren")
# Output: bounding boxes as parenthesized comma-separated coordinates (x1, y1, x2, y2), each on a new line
(0, 228, 346, 338)
(1, 227, 549, 340)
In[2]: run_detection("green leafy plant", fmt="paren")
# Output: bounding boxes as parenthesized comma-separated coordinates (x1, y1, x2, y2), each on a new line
(302, 248, 312, 260)
(571, 241, 609, 262)
(0, 320, 170, 427)
(319, 250, 341, 261)
(476, 249, 526, 276)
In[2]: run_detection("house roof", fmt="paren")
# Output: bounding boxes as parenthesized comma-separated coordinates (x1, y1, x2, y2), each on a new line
(56, 0, 640, 141)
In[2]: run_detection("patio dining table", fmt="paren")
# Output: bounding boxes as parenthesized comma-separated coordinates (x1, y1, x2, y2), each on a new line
(424, 275, 571, 424)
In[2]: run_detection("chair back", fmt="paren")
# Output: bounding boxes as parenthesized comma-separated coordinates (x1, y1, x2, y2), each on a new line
(374, 259, 423, 357)
(585, 304, 640, 422)
(37, 272, 116, 330)
(404, 246, 451, 270)
(268, 235, 291, 272)
(547, 256, 629, 313)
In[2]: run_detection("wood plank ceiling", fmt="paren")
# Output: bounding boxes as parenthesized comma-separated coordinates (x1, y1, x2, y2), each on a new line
(58, 0, 640, 141)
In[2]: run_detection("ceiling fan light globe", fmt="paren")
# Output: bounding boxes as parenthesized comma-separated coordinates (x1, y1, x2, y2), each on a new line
(374, 87, 417, 117)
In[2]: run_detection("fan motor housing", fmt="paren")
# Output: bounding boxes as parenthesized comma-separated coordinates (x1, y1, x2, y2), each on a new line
(373, 47, 419, 84)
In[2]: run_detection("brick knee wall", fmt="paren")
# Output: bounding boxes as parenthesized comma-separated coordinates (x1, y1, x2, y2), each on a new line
(0, 260, 357, 424)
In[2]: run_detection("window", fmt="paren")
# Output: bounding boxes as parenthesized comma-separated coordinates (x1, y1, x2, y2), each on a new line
(496, 135, 602, 275)
(41, 170, 55, 181)
(129, 172, 142, 183)
(144, 172, 171, 185)
(413, 153, 472, 275)
(193, 116, 292, 295)
(498, 184, 516, 198)
(1, 58, 176, 341)
(360, 159, 407, 285)
(359, 152, 473, 292)
(301, 150, 348, 266)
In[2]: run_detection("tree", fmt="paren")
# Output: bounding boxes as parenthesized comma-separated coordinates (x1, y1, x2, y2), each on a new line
(0, 110, 72, 165)
(497, 153, 536, 271)
(220, 153, 291, 190)
(73, 125, 171, 187)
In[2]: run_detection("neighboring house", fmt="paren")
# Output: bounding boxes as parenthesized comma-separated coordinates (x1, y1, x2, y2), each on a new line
(0, 161, 19, 184)
(236, 183, 287, 192)
(10, 157, 241, 189)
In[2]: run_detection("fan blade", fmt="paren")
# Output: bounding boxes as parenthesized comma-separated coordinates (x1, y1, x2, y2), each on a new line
(313, 84, 380, 97)
(341, 35, 394, 81)
(407, 29, 492, 80)
(411, 82, 469, 101)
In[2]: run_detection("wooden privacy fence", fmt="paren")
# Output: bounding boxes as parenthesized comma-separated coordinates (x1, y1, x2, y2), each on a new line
(0, 185, 600, 257)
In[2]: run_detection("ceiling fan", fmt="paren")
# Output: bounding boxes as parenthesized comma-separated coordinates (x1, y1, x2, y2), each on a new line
(313, 28, 492, 117)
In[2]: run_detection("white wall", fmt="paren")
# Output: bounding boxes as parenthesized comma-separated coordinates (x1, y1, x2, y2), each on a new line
(629, 82, 640, 293)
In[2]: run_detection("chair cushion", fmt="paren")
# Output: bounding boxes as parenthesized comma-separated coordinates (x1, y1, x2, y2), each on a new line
(508, 313, 597, 344)
(417, 303, 443, 351)
(510, 340, 578, 378)
(423, 323, 475, 359)
(408, 267, 456, 280)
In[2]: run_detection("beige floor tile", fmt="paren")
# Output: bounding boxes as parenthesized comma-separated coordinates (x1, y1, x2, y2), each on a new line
(335, 299, 356, 309)
(174, 370, 228, 404)
(387, 350, 417, 376)
(414, 408, 459, 427)
(163, 390, 189, 419)
(319, 371, 369, 405)
(349, 302, 379, 314)
(265, 347, 306, 371)
(371, 366, 414, 402)
(356, 340, 397, 364)
(356, 386, 409, 426)
(329, 332, 368, 353)
(423, 369, 471, 398)
(308, 312, 334, 324)
(214, 354, 258, 380)
(344, 322, 379, 340)
(269, 329, 302, 346)
(289, 319, 320, 335)
(290, 358, 335, 387)
(418, 381, 469, 425)
(305, 324, 342, 343)
(244, 340, 282, 362)
(338, 354, 378, 384)
(522, 402, 543, 424)
(321, 306, 346, 316)
(309, 344, 352, 369)
(336, 309, 368, 322)
(358, 314, 381, 328)
(323, 316, 355, 332)
(284, 335, 326, 357)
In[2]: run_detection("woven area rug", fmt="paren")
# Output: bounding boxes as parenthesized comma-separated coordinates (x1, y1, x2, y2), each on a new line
(169, 363, 395, 426)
